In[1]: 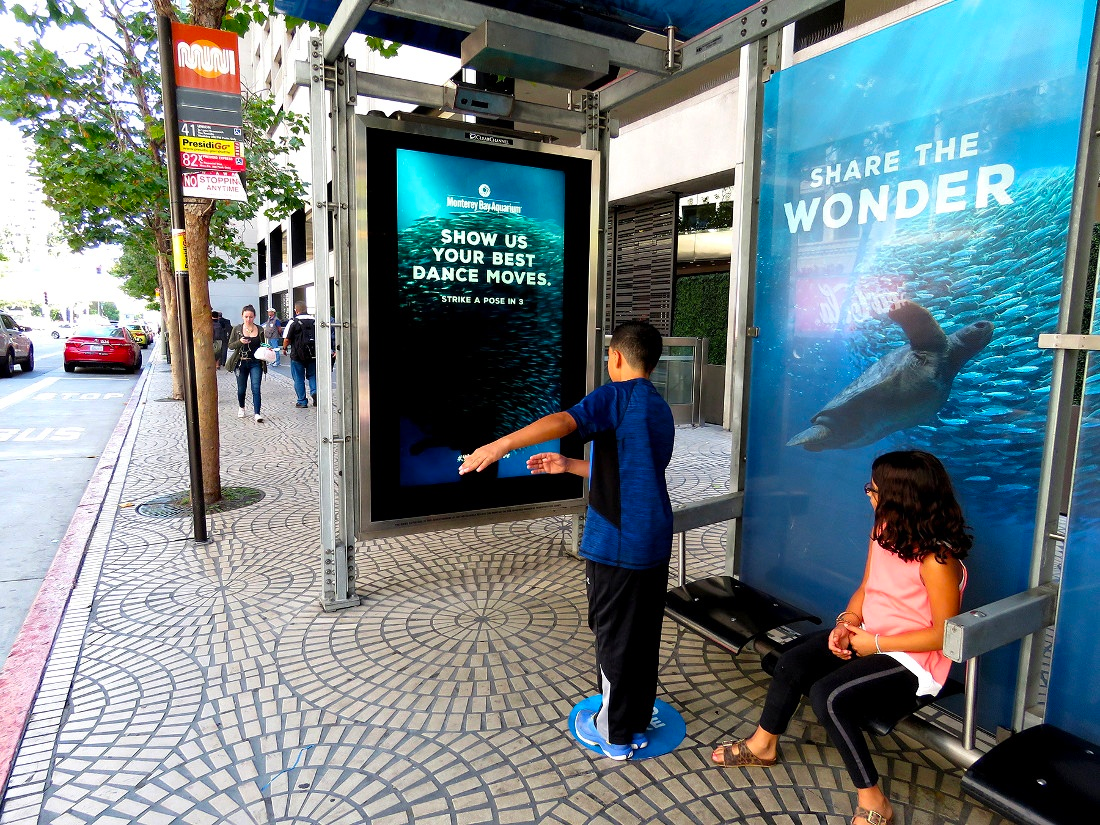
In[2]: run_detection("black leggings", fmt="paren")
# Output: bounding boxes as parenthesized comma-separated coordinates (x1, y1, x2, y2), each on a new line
(758, 629, 919, 788)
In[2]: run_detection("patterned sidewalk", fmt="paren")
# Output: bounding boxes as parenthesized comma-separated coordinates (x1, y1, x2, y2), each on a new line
(0, 356, 1008, 824)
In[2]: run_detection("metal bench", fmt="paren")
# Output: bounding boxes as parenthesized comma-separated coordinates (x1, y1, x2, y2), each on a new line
(664, 494, 821, 654)
(961, 723, 1100, 825)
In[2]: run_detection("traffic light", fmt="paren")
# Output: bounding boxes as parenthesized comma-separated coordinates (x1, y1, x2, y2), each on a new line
(43, 291, 48, 304)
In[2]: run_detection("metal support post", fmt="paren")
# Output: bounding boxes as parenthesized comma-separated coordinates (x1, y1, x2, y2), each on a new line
(963, 657, 980, 752)
(725, 35, 771, 577)
(1015, 3, 1100, 729)
(678, 532, 688, 588)
(332, 53, 361, 601)
(309, 38, 359, 610)
(570, 90, 610, 561)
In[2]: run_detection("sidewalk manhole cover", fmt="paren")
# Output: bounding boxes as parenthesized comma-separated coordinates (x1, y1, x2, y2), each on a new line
(136, 486, 265, 517)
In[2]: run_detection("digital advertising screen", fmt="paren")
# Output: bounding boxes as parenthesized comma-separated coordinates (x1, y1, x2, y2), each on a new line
(741, 0, 1096, 730)
(357, 119, 597, 536)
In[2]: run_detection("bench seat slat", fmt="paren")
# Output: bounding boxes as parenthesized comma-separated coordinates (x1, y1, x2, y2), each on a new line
(665, 576, 821, 654)
(962, 723, 1100, 825)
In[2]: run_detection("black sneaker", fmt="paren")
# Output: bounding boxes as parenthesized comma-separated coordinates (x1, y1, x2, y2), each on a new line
(294, 402, 308, 408)
(311, 393, 317, 406)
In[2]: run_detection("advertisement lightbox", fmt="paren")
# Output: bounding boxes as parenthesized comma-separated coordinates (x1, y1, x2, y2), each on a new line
(742, 0, 1096, 730)
(356, 117, 598, 538)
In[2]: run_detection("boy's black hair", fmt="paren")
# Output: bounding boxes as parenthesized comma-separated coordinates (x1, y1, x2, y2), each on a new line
(610, 321, 663, 374)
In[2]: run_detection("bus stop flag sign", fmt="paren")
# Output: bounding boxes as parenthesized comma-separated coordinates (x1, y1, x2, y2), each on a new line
(171, 22, 247, 202)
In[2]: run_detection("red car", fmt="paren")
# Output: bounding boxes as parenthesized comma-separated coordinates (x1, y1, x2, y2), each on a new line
(64, 325, 142, 373)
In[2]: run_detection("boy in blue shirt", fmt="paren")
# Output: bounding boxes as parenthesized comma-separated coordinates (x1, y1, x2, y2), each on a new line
(460, 321, 675, 760)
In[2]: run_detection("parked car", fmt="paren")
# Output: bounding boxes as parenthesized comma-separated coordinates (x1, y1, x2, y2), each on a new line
(0, 312, 35, 376)
(63, 325, 141, 373)
(125, 323, 150, 348)
(50, 322, 75, 339)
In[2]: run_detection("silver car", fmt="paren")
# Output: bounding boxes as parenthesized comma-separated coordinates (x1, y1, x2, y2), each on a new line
(0, 313, 34, 376)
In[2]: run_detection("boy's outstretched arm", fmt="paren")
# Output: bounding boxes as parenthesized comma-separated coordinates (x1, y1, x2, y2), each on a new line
(459, 411, 577, 474)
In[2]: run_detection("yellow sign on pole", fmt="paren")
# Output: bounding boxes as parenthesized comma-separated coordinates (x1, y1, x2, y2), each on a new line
(172, 229, 187, 273)
(179, 135, 238, 157)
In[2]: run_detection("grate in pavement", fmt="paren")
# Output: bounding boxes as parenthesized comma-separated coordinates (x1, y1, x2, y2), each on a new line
(136, 486, 265, 517)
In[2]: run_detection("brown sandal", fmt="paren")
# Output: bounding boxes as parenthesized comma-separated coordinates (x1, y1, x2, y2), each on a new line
(852, 806, 892, 825)
(711, 739, 779, 768)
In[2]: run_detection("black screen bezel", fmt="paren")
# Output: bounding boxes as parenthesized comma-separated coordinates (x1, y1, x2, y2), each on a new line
(362, 123, 593, 528)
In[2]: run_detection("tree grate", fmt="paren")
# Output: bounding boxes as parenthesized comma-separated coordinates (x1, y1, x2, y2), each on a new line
(136, 487, 265, 517)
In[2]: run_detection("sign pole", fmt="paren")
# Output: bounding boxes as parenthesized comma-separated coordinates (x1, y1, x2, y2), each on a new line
(157, 13, 207, 542)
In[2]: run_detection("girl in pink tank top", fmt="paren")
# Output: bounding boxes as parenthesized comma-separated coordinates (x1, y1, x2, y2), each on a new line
(711, 450, 972, 825)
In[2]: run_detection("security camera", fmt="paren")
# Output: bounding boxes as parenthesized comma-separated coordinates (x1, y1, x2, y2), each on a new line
(444, 81, 515, 119)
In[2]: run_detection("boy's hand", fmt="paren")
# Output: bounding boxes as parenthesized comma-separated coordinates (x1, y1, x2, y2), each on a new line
(527, 452, 567, 475)
(459, 442, 506, 474)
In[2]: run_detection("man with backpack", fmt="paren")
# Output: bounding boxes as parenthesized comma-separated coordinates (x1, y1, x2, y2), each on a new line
(282, 300, 318, 408)
(211, 310, 232, 368)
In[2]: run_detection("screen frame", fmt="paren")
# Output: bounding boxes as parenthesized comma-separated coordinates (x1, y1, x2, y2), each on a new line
(354, 115, 600, 539)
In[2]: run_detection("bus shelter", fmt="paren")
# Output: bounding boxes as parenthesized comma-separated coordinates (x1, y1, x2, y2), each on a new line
(274, 0, 1100, 765)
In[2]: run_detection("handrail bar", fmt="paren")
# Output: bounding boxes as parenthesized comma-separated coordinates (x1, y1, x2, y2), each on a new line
(943, 583, 1059, 752)
(943, 583, 1058, 663)
(671, 492, 743, 534)
(671, 493, 743, 587)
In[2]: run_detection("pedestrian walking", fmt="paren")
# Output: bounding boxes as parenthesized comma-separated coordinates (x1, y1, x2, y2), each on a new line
(282, 301, 318, 408)
(263, 308, 283, 367)
(225, 304, 267, 423)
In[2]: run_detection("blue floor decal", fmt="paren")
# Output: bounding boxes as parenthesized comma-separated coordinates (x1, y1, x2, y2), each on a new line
(569, 695, 686, 760)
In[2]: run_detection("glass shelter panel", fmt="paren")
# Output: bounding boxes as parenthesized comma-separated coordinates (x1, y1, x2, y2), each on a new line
(1048, 354, 1100, 741)
(740, 0, 1096, 731)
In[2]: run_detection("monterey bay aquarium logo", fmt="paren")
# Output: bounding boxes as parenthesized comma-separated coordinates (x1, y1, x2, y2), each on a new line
(446, 183, 523, 215)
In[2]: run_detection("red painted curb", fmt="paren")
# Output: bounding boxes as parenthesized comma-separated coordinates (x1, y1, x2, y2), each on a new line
(0, 366, 151, 800)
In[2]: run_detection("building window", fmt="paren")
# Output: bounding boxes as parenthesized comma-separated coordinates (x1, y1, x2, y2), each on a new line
(291, 208, 307, 266)
(270, 226, 284, 275)
(257, 239, 267, 281)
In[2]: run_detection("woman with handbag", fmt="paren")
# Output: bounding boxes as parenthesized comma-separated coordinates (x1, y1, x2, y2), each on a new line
(226, 304, 269, 423)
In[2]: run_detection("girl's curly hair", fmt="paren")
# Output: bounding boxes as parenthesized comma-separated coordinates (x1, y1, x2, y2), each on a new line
(870, 450, 972, 564)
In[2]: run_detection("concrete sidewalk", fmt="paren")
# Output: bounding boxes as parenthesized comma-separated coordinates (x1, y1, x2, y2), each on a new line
(0, 355, 1006, 824)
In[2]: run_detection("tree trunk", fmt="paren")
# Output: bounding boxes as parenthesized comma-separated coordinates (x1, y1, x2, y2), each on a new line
(155, 250, 184, 400)
(184, 198, 222, 504)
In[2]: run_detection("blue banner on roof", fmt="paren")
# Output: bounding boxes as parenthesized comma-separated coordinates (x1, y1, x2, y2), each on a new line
(274, 0, 759, 54)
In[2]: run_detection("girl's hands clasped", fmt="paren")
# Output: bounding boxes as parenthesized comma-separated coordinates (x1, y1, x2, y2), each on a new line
(828, 624, 854, 659)
(842, 622, 879, 657)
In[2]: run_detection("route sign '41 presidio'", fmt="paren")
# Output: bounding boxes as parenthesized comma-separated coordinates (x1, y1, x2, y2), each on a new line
(171, 22, 248, 202)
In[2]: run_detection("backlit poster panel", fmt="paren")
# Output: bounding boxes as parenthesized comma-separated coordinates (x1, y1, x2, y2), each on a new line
(1049, 352, 1100, 741)
(358, 120, 597, 536)
(743, 0, 1096, 729)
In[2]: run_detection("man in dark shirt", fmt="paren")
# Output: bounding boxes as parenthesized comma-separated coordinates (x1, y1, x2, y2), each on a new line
(211, 311, 232, 367)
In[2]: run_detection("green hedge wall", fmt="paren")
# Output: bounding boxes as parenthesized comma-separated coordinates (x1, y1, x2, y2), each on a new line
(671, 272, 729, 365)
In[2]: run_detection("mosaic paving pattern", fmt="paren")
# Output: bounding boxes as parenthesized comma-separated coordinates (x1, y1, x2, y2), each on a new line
(0, 362, 1010, 824)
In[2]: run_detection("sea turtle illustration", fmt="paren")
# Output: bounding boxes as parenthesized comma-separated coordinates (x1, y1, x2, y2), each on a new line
(787, 300, 994, 451)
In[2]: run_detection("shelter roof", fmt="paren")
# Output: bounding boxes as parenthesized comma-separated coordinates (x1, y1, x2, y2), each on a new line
(274, 0, 760, 58)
